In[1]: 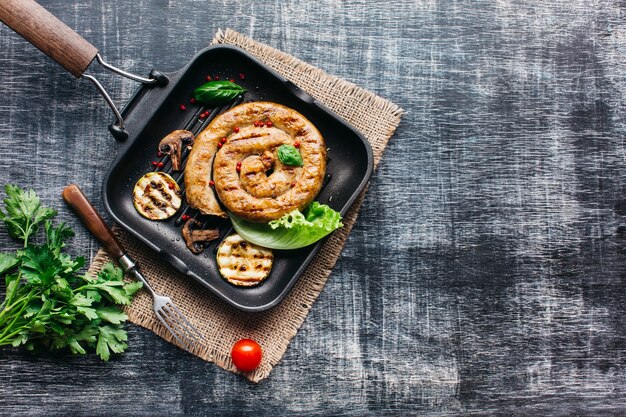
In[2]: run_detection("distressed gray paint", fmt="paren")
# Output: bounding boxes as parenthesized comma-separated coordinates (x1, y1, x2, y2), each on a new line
(1, 0, 626, 415)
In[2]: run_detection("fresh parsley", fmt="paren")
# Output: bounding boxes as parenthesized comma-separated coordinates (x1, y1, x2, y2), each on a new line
(0, 185, 141, 360)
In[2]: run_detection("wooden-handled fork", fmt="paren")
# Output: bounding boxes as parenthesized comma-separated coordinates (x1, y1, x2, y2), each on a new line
(62, 184, 205, 351)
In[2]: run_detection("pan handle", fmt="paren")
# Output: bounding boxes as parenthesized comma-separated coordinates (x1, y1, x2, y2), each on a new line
(0, 0, 97, 78)
(0, 0, 168, 141)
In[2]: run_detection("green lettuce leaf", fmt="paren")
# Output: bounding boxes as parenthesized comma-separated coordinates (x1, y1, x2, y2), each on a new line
(230, 202, 343, 250)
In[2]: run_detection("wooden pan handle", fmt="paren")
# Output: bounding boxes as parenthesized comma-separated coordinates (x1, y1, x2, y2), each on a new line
(62, 184, 125, 260)
(0, 0, 98, 78)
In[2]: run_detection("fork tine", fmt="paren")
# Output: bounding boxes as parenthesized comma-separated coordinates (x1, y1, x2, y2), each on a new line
(160, 304, 205, 347)
(159, 304, 204, 345)
(158, 313, 200, 352)
(164, 302, 207, 343)
(155, 309, 196, 351)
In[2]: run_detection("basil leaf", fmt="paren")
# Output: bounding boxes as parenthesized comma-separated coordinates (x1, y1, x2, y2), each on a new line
(277, 145, 303, 166)
(193, 81, 246, 106)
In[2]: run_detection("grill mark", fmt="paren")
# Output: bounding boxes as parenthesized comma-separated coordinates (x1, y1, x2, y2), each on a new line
(137, 175, 181, 215)
(237, 131, 269, 140)
(156, 187, 172, 201)
(224, 273, 263, 281)
(154, 184, 177, 202)
(143, 187, 175, 213)
(146, 192, 169, 212)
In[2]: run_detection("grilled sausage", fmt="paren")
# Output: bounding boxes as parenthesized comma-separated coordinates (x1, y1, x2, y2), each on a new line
(185, 102, 326, 222)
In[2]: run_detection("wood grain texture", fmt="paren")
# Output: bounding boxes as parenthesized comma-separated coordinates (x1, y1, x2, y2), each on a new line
(0, 0, 98, 77)
(1, 0, 626, 415)
(62, 184, 125, 260)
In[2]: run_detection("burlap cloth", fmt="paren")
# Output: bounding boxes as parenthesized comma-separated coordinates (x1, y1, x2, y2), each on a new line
(87, 29, 403, 382)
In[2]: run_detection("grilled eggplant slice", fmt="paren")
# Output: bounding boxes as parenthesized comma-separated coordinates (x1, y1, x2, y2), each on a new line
(217, 234, 273, 287)
(133, 172, 182, 220)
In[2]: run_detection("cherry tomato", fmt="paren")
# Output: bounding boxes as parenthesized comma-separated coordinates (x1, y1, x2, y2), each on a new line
(231, 339, 262, 372)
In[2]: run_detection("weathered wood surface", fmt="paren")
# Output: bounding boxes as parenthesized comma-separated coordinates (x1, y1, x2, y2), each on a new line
(1, 0, 626, 415)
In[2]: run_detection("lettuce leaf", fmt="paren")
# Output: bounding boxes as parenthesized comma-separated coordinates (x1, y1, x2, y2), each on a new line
(229, 202, 343, 250)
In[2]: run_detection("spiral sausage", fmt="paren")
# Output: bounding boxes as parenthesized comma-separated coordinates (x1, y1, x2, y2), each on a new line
(185, 102, 326, 223)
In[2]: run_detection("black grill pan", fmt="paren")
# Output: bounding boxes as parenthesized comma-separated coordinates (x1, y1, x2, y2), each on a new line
(1, 1, 373, 311)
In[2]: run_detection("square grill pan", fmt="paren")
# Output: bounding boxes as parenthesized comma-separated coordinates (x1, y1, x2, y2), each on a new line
(103, 45, 373, 312)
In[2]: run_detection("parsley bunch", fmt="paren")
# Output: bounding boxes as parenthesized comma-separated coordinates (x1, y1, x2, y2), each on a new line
(0, 185, 142, 360)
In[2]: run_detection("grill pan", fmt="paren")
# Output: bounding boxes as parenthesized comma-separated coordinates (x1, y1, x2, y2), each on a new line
(1, 1, 373, 311)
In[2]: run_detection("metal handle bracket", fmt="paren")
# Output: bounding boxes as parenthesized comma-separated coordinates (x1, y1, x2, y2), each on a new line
(84, 53, 169, 141)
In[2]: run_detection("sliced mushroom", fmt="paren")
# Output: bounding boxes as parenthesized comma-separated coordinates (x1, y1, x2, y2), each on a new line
(159, 130, 194, 171)
(182, 218, 219, 254)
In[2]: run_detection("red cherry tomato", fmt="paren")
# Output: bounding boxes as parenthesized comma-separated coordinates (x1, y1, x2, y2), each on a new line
(231, 339, 262, 372)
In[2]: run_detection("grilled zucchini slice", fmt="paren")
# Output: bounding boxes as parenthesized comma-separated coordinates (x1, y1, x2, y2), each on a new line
(133, 172, 182, 220)
(217, 234, 273, 286)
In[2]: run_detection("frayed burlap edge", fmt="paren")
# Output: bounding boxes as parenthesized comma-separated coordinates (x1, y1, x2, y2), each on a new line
(87, 29, 403, 382)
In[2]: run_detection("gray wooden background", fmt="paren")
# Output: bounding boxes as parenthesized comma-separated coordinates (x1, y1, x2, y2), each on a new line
(2, 0, 626, 415)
